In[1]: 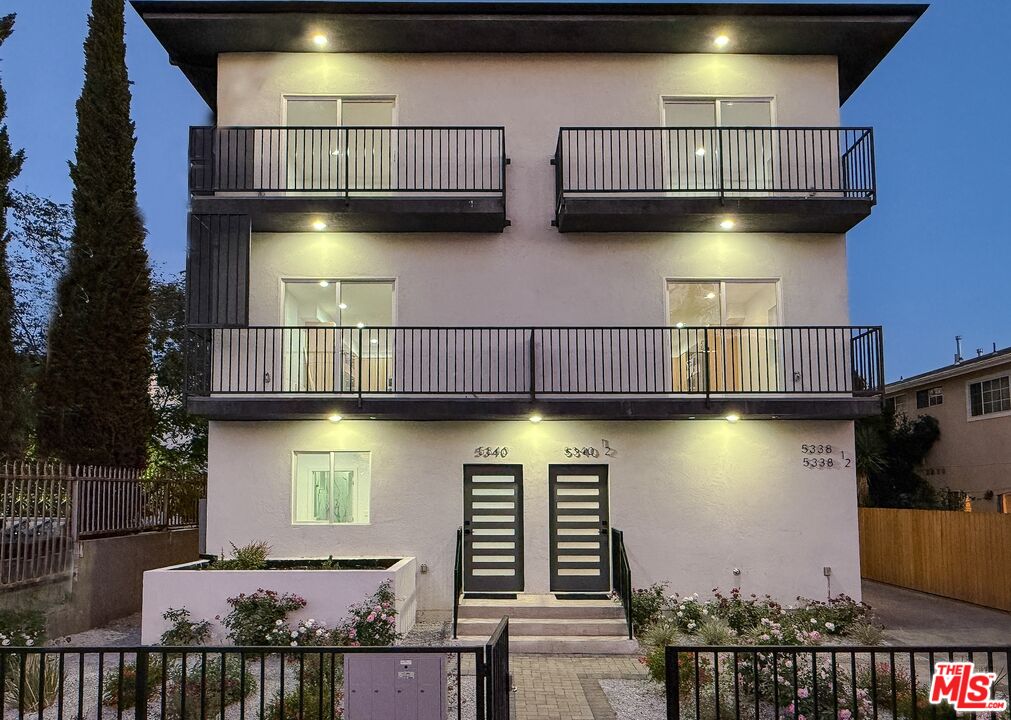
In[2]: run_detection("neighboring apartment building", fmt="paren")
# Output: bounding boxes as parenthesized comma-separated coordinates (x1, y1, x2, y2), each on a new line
(885, 343, 1011, 512)
(136, 1, 921, 649)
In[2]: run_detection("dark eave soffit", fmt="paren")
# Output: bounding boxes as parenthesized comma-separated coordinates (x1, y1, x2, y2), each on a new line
(131, 1, 927, 110)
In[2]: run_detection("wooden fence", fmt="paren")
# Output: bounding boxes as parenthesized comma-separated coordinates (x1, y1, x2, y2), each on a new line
(0, 462, 206, 590)
(859, 507, 1011, 612)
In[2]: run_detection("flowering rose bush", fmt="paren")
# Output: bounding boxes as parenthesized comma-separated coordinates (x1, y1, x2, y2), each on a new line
(222, 589, 307, 645)
(333, 581, 400, 647)
(265, 617, 336, 647)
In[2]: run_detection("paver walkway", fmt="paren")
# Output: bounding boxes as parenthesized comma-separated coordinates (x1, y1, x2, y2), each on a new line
(510, 654, 645, 720)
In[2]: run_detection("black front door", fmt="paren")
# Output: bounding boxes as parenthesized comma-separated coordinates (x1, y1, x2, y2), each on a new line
(549, 464, 610, 593)
(463, 465, 524, 593)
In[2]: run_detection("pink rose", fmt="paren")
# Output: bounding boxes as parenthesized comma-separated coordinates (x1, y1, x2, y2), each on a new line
(367, 613, 377, 622)
(798, 689, 810, 699)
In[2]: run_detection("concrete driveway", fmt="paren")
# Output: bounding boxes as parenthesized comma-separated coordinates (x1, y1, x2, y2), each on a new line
(863, 579, 1011, 645)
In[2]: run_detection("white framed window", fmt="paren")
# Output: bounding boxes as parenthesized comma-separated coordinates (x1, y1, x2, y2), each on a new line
(967, 375, 1011, 419)
(283, 96, 396, 127)
(666, 279, 780, 327)
(292, 451, 371, 525)
(886, 394, 907, 417)
(663, 98, 773, 128)
(916, 387, 943, 409)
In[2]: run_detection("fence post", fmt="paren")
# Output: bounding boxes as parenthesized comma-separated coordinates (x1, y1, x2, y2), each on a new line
(135, 649, 149, 720)
(703, 331, 711, 404)
(476, 648, 487, 720)
(717, 129, 726, 204)
(664, 646, 679, 720)
(162, 480, 171, 530)
(528, 329, 536, 402)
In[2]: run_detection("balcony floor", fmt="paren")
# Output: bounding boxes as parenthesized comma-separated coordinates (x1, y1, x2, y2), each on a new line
(555, 196, 874, 233)
(188, 395, 882, 422)
(191, 195, 508, 233)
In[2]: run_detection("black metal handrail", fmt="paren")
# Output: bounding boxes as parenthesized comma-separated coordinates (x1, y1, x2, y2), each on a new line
(665, 645, 1010, 720)
(484, 618, 511, 720)
(189, 125, 507, 196)
(453, 525, 464, 639)
(185, 325, 885, 400)
(611, 528, 633, 639)
(554, 126, 875, 215)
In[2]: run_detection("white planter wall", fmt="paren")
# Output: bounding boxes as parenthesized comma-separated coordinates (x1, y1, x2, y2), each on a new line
(141, 557, 416, 645)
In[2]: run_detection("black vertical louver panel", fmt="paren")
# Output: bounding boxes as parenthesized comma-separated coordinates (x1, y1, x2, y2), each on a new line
(186, 214, 250, 327)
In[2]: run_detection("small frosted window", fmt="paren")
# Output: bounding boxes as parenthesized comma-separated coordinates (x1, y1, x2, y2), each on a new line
(293, 452, 370, 524)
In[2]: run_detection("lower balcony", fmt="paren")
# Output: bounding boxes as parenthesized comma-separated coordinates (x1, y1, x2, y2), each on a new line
(189, 126, 508, 233)
(553, 127, 876, 233)
(185, 326, 884, 421)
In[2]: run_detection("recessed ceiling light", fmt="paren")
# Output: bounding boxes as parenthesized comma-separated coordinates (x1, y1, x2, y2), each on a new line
(319, 280, 330, 288)
(311, 220, 327, 231)
(675, 322, 685, 329)
(529, 414, 543, 424)
(356, 322, 365, 329)
(725, 413, 741, 423)
(695, 146, 707, 156)
(327, 414, 342, 423)
(719, 218, 735, 230)
(713, 35, 730, 49)
(370, 338, 379, 344)
(705, 292, 717, 300)
(338, 303, 348, 310)
(312, 34, 328, 48)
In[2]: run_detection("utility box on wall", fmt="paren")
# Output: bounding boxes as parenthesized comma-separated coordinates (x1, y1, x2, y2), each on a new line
(344, 654, 446, 720)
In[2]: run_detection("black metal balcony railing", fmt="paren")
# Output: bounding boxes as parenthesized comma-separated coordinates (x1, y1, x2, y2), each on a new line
(189, 126, 507, 196)
(554, 126, 875, 210)
(185, 326, 884, 400)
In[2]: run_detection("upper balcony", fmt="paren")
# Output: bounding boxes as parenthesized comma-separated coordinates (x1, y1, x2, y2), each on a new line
(552, 127, 876, 233)
(188, 126, 508, 233)
(184, 325, 884, 421)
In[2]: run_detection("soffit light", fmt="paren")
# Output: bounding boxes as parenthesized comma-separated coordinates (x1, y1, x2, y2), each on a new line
(529, 414, 543, 423)
(311, 220, 327, 231)
(338, 303, 348, 310)
(719, 218, 736, 231)
(695, 146, 707, 156)
(675, 322, 685, 329)
(312, 34, 329, 48)
(356, 322, 366, 329)
(319, 280, 330, 288)
(725, 413, 741, 423)
(713, 35, 730, 50)
(705, 292, 717, 300)
(327, 414, 343, 423)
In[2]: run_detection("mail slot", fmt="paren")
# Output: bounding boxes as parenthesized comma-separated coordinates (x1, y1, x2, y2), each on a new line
(344, 654, 446, 720)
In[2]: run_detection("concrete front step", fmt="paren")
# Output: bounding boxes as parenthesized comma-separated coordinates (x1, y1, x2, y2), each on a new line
(457, 617, 629, 637)
(458, 634, 640, 655)
(458, 596, 624, 620)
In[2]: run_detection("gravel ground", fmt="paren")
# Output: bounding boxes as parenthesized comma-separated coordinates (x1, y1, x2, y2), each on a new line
(599, 678, 665, 720)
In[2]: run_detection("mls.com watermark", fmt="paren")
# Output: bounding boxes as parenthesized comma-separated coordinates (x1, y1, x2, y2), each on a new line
(929, 662, 1008, 713)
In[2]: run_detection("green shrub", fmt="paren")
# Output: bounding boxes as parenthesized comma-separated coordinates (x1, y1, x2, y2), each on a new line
(845, 619, 885, 646)
(333, 581, 399, 647)
(695, 617, 736, 646)
(161, 608, 212, 646)
(209, 541, 271, 570)
(0, 608, 46, 647)
(629, 582, 669, 634)
(223, 589, 306, 645)
(101, 657, 165, 709)
(639, 617, 681, 651)
(3, 654, 61, 711)
(165, 656, 256, 720)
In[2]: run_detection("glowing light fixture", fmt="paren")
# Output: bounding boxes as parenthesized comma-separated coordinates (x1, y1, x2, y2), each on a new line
(725, 413, 741, 423)
(311, 220, 327, 231)
(719, 218, 736, 231)
(338, 303, 348, 310)
(705, 292, 717, 300)
(312, 33, 329, 48)
(529, 414, 543, 424)
(675, 322, 685, 329)
(327, 414, 343, 423)
(695, 146, 707, 156)
(356, 322, 365, 329)
(319, 280, 330, 288)
(713, 34, 730, 49)
(370, 338, 379, 344)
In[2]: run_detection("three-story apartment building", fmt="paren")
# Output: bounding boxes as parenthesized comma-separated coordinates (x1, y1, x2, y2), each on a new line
(136, 1, 922, 650)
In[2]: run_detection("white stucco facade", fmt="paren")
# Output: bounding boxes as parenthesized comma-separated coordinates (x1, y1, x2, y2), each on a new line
(206, 418, 862, 616)
(195, 49, 866, 616)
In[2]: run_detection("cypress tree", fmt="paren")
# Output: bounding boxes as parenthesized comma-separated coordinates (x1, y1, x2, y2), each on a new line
(0, 14, 27, 458)
(37, 0, 152, 466)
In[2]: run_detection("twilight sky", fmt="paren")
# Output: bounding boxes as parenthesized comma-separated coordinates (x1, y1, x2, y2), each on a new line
(2, 0, 1009, 381)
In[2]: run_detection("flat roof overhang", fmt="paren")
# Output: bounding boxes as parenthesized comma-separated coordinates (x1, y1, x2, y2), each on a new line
(188, 395, 883, 421)
(191, 195, 509, 233)
(132, 1, 927, 109)
(555, 196, 875, 233)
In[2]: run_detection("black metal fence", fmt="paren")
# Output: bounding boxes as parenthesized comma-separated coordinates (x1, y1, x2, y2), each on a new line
(665, 645, 1010, 720)
(189, 126, 506, 197)
(554, 126, 875, 207)
(0, 463, 205, 589)
(186, 326, 884, 400)
(0, 625, 510, 720)
(610, 529, 633, 640)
